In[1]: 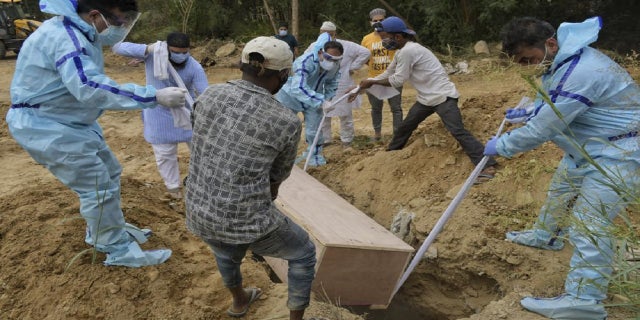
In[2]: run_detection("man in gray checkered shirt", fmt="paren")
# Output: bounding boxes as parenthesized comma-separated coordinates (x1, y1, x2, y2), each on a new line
(185, 37, 317, 320)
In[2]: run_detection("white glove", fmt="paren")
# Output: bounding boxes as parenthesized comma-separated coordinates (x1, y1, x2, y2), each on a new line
(321, 101, 335, 114)
(156, 87, 188, 108)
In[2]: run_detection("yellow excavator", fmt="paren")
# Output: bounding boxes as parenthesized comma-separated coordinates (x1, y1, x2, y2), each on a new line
(0, 0, 41, 59)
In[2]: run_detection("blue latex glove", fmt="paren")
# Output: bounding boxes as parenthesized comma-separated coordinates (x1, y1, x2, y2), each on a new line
(484, 136, 499, 156)
(505, 97, 536, 123)
(506, 108, 529, 122)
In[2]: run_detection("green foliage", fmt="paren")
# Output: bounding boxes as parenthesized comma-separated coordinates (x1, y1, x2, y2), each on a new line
(123, 0, 639, 55)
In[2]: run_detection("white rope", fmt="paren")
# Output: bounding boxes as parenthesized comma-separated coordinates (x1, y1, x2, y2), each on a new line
(392, 117, 508, 296)
(303, 87, 359, 171)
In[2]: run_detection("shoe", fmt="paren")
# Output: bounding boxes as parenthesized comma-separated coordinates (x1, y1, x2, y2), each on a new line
(342, 141, 353, 152)
(474, 166, 496, 184)
(227, 288, 262, 317)
(521, 294, 607, 320)
(506, 229, 564, 251)
(306, 154, 327, 167)
(104, 241, 172, 268)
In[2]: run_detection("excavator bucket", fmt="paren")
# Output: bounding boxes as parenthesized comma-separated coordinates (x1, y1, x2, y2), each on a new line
(0, 0, 42, 58)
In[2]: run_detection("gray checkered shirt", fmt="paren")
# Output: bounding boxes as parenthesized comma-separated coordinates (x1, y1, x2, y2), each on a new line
(185, 80, 302, 244)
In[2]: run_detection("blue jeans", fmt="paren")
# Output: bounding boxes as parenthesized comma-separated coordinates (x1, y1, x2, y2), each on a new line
(204, 217, 317, 310)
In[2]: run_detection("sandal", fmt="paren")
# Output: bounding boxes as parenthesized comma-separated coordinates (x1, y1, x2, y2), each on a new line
(227, 287, 262, 317)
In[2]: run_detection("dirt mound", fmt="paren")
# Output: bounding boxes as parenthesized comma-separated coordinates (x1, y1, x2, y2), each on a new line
(0, 52, 637, 320)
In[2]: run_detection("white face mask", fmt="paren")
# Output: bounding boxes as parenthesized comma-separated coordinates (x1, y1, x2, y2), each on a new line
(528, 45, 553, 77)
(537, 45, 552, 69)
(279, 30, 287, 36)
(319, 59, 337, 71)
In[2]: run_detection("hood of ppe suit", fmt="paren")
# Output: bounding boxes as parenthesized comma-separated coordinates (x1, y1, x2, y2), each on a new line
(312, 32, 332, 54)
(552, 16, 601, 69)
(40, 0, 96, 38)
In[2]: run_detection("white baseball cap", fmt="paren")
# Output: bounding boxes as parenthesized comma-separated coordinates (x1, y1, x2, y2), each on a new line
(241, 36, 293, 71)
(320, 21, 337, 31)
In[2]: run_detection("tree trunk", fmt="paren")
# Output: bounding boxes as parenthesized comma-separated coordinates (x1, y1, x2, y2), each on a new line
(292, 0, 299, 39)
(263, 0, 277, 34)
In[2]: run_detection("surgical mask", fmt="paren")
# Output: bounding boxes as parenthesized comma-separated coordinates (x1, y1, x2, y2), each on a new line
(319, 59, 337, 71)
(537, 45, 552, 70)
(381, 37, 398, 50)
(527, 45, 553, 78)
(93, 13, 128, 46)
(170, 52, 190, 64)
(279, 30, 287, 36)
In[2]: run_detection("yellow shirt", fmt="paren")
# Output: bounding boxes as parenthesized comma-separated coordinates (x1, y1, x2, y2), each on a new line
(361, 32, 397, 78)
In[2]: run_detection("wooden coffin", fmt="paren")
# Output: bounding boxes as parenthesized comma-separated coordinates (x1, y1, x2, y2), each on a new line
(264, 166, 414, 307)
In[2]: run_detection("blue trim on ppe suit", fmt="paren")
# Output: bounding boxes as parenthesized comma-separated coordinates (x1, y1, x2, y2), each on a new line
(6, 0, 171, 267)
(497, 17, 640, 300)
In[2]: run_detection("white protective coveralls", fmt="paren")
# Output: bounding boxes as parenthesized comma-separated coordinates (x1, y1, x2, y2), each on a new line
(6, 0, 171, 267)
(496, 17, 640, 318)
(276, 33, 340, 166)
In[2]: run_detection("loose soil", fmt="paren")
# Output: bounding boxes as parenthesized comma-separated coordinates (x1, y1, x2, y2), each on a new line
(0, 47, 637, 320)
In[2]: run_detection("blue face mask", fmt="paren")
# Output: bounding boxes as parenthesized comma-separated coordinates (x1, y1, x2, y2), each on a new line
(170, 52, 190, 64)
(279, 30, 287, 36)
(98, 26, 128, 46)
(94, 13, 128, 46)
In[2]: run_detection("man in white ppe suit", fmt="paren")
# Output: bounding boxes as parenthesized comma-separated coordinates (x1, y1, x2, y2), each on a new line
(484, 16, 640, 319)
(6, 0, 187, 267)
(276, 32, 342, 167)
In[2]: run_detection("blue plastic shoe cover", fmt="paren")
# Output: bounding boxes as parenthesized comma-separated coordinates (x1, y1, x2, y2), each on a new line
(104, 241, 171, 268)
(521, 293, 607, 320)
(506, 229, 564, 251)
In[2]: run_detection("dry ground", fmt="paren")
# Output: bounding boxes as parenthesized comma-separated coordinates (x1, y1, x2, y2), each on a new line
(0, 47, 637, 320)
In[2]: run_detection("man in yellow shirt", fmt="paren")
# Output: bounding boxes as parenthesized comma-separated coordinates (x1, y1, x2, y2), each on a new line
(361, 8, 403, 141)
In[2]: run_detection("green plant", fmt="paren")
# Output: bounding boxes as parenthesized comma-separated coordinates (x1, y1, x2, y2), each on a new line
(64, 177, 107, 272)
